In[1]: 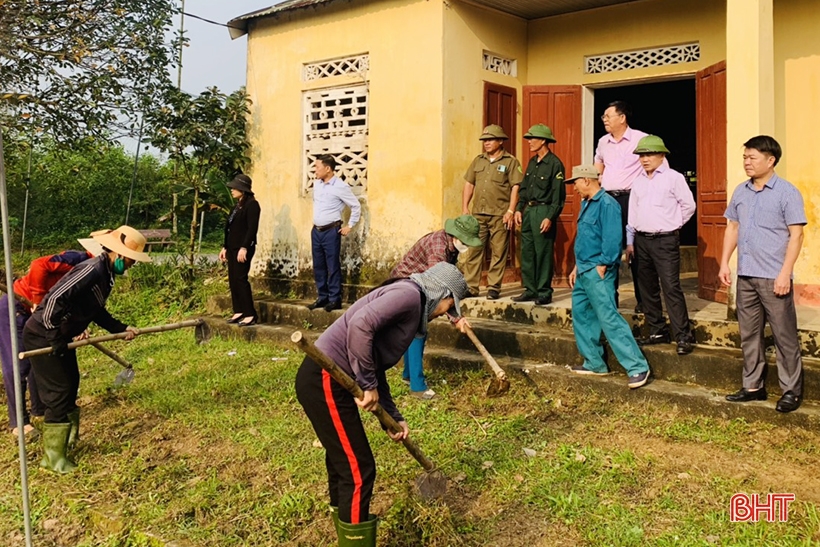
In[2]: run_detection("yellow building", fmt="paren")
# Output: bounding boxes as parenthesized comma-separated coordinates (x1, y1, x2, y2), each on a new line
(229, 0, 820, 307)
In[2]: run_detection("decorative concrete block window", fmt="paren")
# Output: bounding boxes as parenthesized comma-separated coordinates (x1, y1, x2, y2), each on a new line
(302, 84, 368, 196)
(303, 54, 369, 81)
(585, 43, 700, 74)
(483, 51, 517, 77)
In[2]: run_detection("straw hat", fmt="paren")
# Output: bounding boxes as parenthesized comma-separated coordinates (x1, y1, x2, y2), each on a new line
(91, 225, 152, 263)
(76, 238, 104, 257)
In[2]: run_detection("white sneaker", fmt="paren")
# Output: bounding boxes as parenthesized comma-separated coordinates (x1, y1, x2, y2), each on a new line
(410, 389, 437, 400)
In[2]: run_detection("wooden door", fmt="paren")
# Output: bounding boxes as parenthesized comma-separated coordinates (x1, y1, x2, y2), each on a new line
(522, 86, 582, 287)
(696, 61, 728, 302)
(483, 82, 519, 283)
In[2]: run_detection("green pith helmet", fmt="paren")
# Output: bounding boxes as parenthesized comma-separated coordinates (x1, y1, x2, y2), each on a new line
(479, 124, 509, 140)
(444, 214, 482, 247)
(633, 135, 671, 155)
(523, 124, 557, 143)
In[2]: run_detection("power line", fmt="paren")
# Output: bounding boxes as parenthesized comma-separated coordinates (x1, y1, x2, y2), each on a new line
(182, 11, 232, 28)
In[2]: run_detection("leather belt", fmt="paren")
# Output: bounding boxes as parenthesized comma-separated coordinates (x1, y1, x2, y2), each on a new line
(527, 201, 548, 207)
(313, 220, 342, 232)
(636, 229, 679, 239)
(606, 190, 630, 197)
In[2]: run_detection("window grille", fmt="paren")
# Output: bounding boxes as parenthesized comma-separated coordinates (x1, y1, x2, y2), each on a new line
(585, 43, 700, 74)
(483, 51, 517, 77)
(303, 54, 369, 81)
(303, 85, 368, 195)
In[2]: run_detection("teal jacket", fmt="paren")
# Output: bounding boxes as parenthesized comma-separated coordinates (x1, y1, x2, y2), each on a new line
(574, 189, 623, 275)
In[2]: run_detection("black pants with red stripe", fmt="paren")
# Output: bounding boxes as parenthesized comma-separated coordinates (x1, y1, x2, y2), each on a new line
(296, 356, 376, 524)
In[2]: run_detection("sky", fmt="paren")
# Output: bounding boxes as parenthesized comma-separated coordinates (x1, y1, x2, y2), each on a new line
(176, 1, 275, 96)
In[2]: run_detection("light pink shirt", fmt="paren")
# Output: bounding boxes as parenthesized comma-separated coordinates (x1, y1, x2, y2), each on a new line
(626, 164, 696, 245)
(594, 127, 648, 192)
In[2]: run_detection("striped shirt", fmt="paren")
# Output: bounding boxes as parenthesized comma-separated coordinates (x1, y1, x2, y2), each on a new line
(626, 164, 696, 245)
(725, 174, 807, 279)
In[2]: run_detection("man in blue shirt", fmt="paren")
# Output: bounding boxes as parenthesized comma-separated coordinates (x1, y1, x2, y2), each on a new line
(309, 155, 362, 312)
(720, 135, 807, 413)
(567, 165, 651, 389)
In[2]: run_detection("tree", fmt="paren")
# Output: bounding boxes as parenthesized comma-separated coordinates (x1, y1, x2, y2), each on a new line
(145, 86, 251, 271)
(0, 0, 178, 144)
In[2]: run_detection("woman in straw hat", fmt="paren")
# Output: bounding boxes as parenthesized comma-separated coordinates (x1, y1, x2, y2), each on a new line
(1, 239, 102, 439)
(22, 225, 150, 473)
(219, 174, 261, 327)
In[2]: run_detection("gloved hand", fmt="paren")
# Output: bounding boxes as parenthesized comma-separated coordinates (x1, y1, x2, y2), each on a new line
(50, 339, 68, 357)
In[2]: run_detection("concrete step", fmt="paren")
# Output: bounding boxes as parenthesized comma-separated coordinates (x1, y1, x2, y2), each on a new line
(196, 316, 820, 429)
(459, 290, 820, 359)
(204, 298, 820, 404)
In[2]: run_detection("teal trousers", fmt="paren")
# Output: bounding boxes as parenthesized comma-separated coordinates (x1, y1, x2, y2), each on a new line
(572, 267, 649, 376)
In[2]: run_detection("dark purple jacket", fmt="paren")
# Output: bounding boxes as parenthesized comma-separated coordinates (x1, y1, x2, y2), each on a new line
(315, 280, 423, 422)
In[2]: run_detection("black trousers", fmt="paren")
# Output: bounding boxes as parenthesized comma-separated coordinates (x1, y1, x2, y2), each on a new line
(634, 233, 692, 341)
(227, 246, 256, 318)
(295, 356, 376, 524)
(610, 192, 642, 307)
(22, 325, 79, 423)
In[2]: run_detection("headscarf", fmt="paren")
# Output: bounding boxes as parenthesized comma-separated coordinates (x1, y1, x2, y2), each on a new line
(409, 262, 468, 336)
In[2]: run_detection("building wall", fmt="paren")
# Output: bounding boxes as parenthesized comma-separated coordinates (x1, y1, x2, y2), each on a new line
(441, 2, 528, 217)
(773, 0, 820, 300)
(244, 0, 445, 284)
(527, 0, 726, 86)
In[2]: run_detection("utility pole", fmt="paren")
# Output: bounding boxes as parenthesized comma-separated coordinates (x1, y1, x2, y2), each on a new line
(172, 0, 185, 235)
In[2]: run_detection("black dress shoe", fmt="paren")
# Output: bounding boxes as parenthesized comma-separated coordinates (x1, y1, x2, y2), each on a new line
(676, 339, 694, 355)
(486, 290, 500, 300)
(238, 317, 257, 327)
(307, 298, 329, 310)
(535, 296, 552, 306)
(637, 332, 671, 346)
(226, 314, 243, 324)
(725, 387, 768, 402)
(512, 292, 536, 303)
(776, 391, 801, 413)
(324, 300, 342, 312)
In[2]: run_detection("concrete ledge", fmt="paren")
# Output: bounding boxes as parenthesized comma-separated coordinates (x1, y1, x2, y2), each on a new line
(201, 297, 820, 404)
(425, 348, 820, 429)
(196, 316, 820, 429)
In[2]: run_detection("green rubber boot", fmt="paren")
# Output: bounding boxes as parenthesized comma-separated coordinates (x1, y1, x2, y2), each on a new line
(330, 506, 340, 535)
(40, 422, 77, 474)
(337, 515, 377, 547)
(67, 408, 80, 449)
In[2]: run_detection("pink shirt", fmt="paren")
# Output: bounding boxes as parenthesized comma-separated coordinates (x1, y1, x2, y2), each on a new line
(594, 127, 648, 192)
(626, 164, 696, 245)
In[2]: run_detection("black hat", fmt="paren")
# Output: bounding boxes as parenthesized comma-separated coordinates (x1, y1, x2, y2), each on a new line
(227, 174, 252, 193)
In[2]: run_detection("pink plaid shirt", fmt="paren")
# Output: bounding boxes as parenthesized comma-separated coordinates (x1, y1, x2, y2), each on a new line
(594, 127, 648, 192)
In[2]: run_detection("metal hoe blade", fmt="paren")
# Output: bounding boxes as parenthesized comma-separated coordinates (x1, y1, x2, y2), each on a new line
(114, 367, 135, 387)
(414, 469, 448, 500)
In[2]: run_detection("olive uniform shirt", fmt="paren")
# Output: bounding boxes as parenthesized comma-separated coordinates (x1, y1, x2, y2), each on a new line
(516, 152, 566, 222)
(464, 152, 523, 216)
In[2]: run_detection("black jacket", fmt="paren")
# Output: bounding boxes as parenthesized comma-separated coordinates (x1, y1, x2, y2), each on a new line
(27, 253, 127, 346)
(224, 194, 261, 250)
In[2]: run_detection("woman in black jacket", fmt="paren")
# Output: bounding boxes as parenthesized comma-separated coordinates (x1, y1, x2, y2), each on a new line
(220, 174, 261, 326)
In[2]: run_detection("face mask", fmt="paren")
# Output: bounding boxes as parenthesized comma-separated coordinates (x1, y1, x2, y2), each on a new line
(112, 256, 126, 275)
(453, 239, 469, 254)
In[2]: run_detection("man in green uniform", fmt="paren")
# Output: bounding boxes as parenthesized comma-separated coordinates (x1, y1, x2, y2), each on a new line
(513, 124, 566, 305)
(461, 124, 524, 299)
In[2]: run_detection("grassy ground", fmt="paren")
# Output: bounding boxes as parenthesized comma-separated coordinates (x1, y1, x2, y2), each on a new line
(1, 272, 819, 546)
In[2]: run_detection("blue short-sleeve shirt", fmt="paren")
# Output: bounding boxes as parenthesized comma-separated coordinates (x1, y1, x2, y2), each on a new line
(724, 174, 807, 279)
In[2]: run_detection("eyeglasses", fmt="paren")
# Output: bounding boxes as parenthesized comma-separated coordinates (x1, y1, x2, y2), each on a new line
(600, 113, 624, 121)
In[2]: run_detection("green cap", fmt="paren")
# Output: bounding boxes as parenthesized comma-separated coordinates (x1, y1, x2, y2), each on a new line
(633, 135, 671, 155)
(565, 165, 600, 183)
(523, 124, 556, 143)
(444, 215, 482, 247)
(479, 124, 509, 140)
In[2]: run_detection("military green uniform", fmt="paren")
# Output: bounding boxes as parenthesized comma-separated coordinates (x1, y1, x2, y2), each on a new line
(462, 152, 523, 294)
(516, 152, 566, 299)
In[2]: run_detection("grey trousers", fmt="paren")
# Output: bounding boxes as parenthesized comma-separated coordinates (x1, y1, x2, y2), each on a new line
(736, 276, 803, 396)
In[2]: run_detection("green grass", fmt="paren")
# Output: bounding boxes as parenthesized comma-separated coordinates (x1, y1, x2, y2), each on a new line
(1, 275, 819, 545)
